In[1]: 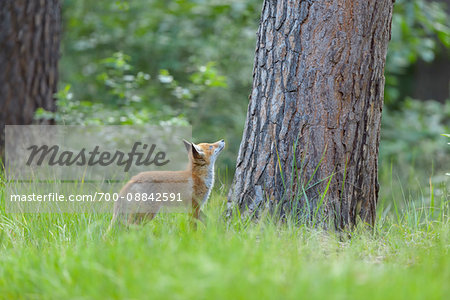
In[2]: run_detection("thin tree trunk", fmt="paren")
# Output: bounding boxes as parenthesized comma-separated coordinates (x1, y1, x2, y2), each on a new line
(228, 0, 394, 229)
(0, 0, 61, 158)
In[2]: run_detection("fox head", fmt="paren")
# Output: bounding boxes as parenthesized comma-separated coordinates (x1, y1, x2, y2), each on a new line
(183, 139, 225, 166)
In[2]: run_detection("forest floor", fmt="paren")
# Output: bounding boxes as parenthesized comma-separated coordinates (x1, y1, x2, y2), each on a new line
(0, 183, 448, 299)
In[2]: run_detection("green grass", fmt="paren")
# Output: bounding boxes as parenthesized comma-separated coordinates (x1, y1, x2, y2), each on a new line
(0, 180, 449, 299)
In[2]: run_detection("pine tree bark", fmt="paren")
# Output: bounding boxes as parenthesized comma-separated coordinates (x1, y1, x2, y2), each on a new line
(228, 0, 394, 229)
(0, 0, 61, 158)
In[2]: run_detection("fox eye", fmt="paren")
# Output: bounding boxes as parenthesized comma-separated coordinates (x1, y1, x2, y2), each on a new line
(209, 146, 213, 149)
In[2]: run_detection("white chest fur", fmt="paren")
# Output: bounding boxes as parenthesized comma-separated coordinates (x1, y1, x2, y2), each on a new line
(202, 164, 215, 205)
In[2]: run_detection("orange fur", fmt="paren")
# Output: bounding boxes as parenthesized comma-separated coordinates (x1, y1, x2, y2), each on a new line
(109, 139, 225, 229)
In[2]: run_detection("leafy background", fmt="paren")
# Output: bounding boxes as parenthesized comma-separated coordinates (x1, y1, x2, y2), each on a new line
(1, 2, 448, 297)
(36, 0, 450, 203)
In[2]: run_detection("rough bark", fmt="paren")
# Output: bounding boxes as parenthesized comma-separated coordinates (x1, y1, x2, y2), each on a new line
(228, 0, 394, 229)
(0, 0, 61, 158)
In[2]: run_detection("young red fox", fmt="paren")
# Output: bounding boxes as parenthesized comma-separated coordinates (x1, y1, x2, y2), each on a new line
(109, 139, 225, 228)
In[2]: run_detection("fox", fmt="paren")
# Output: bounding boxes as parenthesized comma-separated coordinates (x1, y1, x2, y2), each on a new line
(108, 139, 225, 230)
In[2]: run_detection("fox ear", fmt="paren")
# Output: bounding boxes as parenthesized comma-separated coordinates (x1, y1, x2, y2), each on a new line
(191, 143, 203, 159)
(183, 139, 192, 152)
(183, 139, 203, 158)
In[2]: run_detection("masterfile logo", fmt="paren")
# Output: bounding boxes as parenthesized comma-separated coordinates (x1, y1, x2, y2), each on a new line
(5, 125, 192, 213)
(6, 125, 190, 180)
(25, 142, 170, 172)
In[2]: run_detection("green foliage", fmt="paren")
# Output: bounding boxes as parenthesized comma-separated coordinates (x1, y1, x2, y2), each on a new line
(59, 0, 260, 167)
(0, 183, 449, 299)
(36, 51, 227, 126)
(58, 0, 450, 108)
(386, 0, 450, 103)
(44, 0, 450, 175)
(379, 99, 450, 202)
(380, 98, 450, 168)
(14, 2, 450, 297)
(442, 133, 450, 176)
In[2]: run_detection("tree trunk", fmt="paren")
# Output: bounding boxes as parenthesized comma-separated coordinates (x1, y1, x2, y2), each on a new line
(0, 0, 61, 158)
(228, 0, 394, 230)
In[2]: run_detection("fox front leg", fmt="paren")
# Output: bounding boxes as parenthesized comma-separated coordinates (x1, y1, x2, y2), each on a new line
(190, 202, 207, 229)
